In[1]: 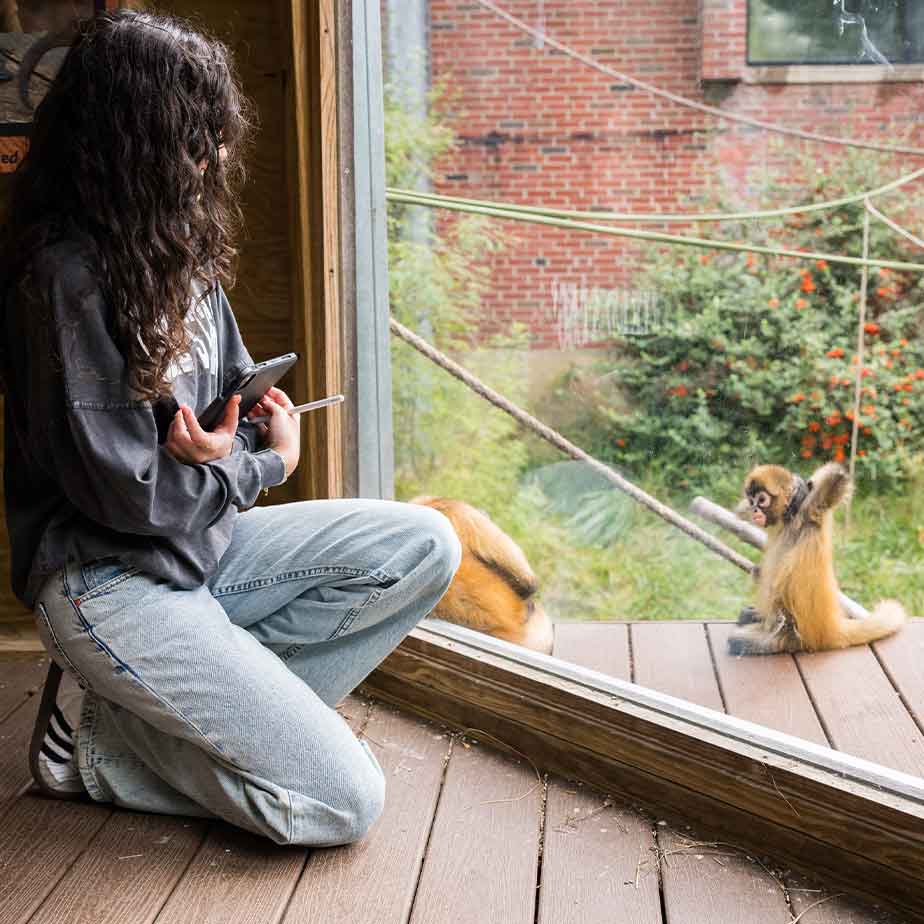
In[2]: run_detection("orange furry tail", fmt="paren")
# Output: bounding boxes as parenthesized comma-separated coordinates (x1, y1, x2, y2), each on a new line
(842, 600, 906, 647)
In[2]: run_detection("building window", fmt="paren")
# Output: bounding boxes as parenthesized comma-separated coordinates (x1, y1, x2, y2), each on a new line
(748, 0, 924, 65)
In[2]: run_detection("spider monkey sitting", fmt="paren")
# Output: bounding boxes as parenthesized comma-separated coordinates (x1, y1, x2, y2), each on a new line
(727, 462, 906, 655)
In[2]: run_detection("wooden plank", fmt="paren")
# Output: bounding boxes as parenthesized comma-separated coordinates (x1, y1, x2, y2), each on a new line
(407, 732, 541, 924)
(552, 622, 630, 680)
(539, 778, 662, 924)
(873, 621, 924, 735)
(796, 645, 924, 778)
(28, 813, 206, 924)
(364, 627, 924, 920)
(0, 652, 47, 721)
(631, 622, 724, 711)
(282, 700, 452, 924)
(363, 630, 924, 921)
(632, 623, 791, 923)
(539, 622, 660, 924)
(708, 623, 829, 747)
(657, 825, 791, 924)
(786, 870, 906, 924)
(0, 622, 44, 653)
(0, 796, 111, 924)
(0, 696, 38, 812)
(153, 825, 304, 924)
(279, 0, 343, 502)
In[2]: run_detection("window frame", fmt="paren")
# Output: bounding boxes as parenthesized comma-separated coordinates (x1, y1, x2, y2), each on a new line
(303, 2, 924, 918)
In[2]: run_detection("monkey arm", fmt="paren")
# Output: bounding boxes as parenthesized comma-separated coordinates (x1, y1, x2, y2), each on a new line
(801, 463, 852, 525)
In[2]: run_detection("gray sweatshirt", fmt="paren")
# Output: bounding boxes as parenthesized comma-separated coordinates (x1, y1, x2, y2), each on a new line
(2, 233, 287, 611)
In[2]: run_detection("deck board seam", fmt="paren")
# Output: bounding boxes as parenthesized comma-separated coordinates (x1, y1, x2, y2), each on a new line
(401, 723, 455, 924)
(265, 847, 312, 924)
(530, 775, 548, 924)
(869, 641, 924, 740)
(704, 624, 729, 714)
(791, 656, 837, 750)
(148, 825, 213, 924)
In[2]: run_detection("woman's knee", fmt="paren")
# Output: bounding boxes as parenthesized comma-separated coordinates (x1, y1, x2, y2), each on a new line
(285, 742, 386, 846)
(410, 504, 463, 586)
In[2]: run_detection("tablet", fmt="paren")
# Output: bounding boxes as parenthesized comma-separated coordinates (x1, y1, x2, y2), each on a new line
(197, 352, 299, 431)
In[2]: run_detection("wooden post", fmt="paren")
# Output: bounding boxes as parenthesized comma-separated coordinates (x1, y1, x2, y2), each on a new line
(279, 0, 344, 501)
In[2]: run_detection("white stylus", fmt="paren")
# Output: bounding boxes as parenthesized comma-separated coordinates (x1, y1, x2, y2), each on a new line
(247, 394, 344, 424)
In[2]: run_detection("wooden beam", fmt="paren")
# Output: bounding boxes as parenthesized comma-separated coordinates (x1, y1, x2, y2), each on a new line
(359, 623, 924, 922)
(279, 0, 343, 500)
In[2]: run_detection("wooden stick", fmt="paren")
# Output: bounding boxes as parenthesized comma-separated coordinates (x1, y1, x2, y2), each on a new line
(689, 497, 869, 620)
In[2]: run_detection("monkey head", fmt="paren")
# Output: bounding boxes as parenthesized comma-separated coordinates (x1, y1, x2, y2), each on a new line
(740, 464, 809, 530)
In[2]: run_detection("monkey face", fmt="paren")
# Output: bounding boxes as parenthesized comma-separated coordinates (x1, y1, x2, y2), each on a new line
(745, 484, 773, 527)
(743, 465, 793, 529)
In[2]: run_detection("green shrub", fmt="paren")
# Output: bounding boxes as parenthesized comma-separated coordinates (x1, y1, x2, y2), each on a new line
(568, 149, 924, 489)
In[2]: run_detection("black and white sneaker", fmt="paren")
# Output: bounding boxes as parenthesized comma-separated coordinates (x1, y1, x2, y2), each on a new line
(29, 663, 90, 800)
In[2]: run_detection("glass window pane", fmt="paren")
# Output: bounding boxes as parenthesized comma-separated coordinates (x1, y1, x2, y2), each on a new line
(378, 0, 924, 794)
(748, 0, 922, 65)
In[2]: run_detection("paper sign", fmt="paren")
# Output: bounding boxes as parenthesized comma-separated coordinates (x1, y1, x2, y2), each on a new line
(0, 136, 28, 173)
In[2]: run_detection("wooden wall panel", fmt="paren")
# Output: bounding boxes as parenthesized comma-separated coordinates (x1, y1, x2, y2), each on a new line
(163, 0, 300, 506)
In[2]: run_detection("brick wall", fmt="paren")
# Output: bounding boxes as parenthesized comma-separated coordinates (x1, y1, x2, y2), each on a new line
(389, 1, 924, 349)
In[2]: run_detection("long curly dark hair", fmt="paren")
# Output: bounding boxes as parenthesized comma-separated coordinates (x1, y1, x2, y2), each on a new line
(0, 9, 255, 400)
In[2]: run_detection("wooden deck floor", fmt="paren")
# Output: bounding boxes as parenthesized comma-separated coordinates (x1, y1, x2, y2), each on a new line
(1, 620, 921, 924)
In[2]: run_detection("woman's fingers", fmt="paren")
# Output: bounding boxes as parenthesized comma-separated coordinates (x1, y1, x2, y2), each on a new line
(180, 404, 213, 448)
(213, 394, 241, 435)
(267, 385, 294, 409)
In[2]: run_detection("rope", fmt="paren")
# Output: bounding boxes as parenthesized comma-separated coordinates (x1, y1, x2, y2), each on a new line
(846, 208, 871, 530)
(473, 0, 924, 158)
(389, 316, 757, 575)
(389, 165, 924, 224)
(389, 189, 924, 273)
(865, 199, 924, 250)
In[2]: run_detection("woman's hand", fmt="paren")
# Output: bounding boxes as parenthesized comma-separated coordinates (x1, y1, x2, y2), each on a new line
(246, 386, 301, 479)
(164, 395, 240, 464)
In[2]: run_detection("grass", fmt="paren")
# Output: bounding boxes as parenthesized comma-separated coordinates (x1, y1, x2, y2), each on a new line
(400, 456, 924, 623)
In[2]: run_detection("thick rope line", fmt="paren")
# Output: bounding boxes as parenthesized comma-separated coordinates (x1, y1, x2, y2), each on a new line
(865, 199, 924, 250)
(474, 0, 924, 158)
(847, 208, 871, 530)
(389, 316, 756, 575)
(389, 189, 924, 273)
(389, 165, 924, 224)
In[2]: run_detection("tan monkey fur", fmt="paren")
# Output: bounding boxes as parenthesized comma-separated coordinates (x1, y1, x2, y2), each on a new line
(728, 462, 906, 655)
(409, 496, 553, 654)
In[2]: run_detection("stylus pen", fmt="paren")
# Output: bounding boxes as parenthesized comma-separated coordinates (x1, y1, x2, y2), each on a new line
(247, 393, 344, 423)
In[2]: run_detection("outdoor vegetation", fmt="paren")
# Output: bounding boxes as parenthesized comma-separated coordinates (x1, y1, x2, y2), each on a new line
(385, 79, 924, 622)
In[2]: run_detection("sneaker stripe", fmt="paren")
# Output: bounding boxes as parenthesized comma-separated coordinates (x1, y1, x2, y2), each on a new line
(52, 705, 74, 737)
(40, 742, 72, 765)
(46, 722, 73, 754)
(49, 712, 74, 745)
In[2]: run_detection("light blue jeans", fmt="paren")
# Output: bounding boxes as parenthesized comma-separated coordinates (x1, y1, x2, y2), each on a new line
(32, 498, 462, 847)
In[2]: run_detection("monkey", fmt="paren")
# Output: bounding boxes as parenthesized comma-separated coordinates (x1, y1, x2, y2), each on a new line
(409, 496, 553, 654)
(727, 462, 906, 655)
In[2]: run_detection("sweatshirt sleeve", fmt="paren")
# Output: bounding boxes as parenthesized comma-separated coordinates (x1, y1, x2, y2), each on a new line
(27, 245, 286, 538)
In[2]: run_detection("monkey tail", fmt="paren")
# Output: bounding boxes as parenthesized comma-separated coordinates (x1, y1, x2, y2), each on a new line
(841, 599, 906, 647)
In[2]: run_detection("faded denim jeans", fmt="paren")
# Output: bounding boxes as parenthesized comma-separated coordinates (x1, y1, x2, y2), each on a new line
(32, 498, 462, 847)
